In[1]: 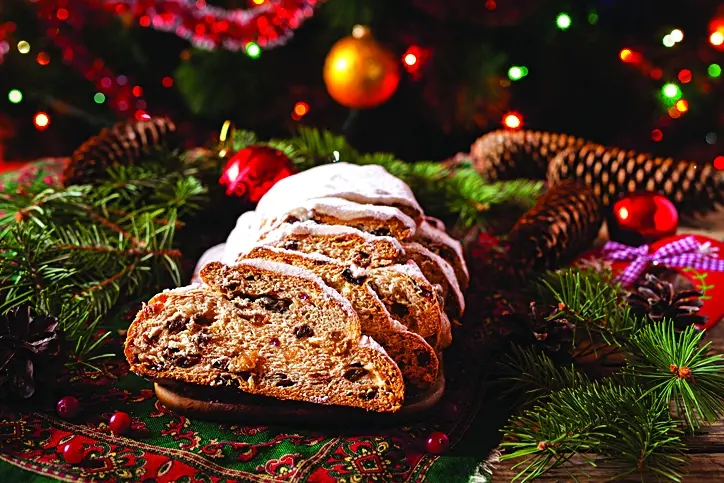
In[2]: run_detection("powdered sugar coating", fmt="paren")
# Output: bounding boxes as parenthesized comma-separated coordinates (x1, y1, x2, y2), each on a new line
(423, 216, 446, 231)
(160, 283, 205, 295)
(404, 242, 465, 314)
(416, 220, 469, 280)
(238, 258, 359, 321)
(224, 211, 263, 261)
(256, 163, 423, 221)
(259, 196, 417, 237)
(359, 335, 389, 356)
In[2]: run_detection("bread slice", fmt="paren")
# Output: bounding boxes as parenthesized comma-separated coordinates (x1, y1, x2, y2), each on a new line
(256, 162, 424, 223)
(126, 263, 405, 412)
(415, 220, 470, 291)
(234, 246, 439, 388)
(367, 262, 446, 344)
(258, 197, 417, 240)
(230, 221, 404, 269)
(403, 242, 465, 320)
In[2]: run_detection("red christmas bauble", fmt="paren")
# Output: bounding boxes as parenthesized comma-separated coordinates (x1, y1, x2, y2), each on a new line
(56, 396, 80, 419)
(425, 431, 450, 454)
(608, 193, 678, 246)
(109, 411, 132, 435)
(219, 146, 295, 203)
(60, 439, 85, 464)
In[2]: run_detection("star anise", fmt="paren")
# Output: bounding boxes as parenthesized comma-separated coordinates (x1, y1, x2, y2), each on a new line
(0, 306, 61, 399)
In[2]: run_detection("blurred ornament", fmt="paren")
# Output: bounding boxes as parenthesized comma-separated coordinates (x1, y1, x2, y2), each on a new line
(502, 112, 523, 130)
(219, 146, 295, 203)
(402, 45, 429, 79)
(608, 193, 678, 246)
(323, 27, 400, 109)
(33, 112, 50, 131)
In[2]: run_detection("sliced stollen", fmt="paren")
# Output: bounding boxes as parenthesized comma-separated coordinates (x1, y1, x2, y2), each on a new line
(257, 197, 418, 240)
(414, 219, 470, 291)
(403, 242, 465, 320)
(126, 263, 405, 412)
(256, 162, 425, 223)
(367, 262, 448, 348)
(237, 246, 439, 388)
(228, 221, 405, 269)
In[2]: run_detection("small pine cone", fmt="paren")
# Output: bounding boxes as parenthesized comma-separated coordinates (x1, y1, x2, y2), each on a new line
(468, 130, 586, 181)
(627, 272, 706, 330)
(508, 181, 603, 274)
(0, 306, 61, 399)
(62, 117, 179, 186)
(547, 144, 724, 216)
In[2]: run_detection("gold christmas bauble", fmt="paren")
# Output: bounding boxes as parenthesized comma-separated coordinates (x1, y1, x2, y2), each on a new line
(323, 26, 401, 109)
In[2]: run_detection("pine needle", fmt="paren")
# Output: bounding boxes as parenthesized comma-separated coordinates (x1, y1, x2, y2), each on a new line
(625, 321, 724, 431)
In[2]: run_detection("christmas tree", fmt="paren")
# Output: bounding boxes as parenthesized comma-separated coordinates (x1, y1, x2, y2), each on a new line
(1, 0, 724, 168)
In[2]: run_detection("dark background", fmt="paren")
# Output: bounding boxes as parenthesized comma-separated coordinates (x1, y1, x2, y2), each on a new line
(1, 0, 723, 165)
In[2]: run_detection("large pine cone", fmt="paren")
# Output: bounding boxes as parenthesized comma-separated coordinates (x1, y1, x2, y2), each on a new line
(547, 144, 723, 216)
(62, 118, 179, 186)
(469, 130, 586, 181)
(508, 181, 603, 274)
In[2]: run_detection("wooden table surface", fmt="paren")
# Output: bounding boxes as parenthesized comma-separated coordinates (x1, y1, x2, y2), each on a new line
(494, 212, 724, 482)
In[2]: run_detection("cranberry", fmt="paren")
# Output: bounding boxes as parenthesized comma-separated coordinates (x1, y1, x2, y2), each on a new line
(60, 439, 85, 464)
(425, 431, 450, 454)
(270, 337, 280, 346)
(109, 411, 132, 436)
(56, 396, 80, 419)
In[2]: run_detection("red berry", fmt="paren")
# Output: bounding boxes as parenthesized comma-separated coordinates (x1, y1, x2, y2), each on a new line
(61, 439, 85, 464)
(56, 396, 80, 419)
(425, 431, 449, 454)
(109, 411, 131, 435)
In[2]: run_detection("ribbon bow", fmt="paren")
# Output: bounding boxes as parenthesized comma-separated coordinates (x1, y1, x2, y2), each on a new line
(601, 236, 724, 286)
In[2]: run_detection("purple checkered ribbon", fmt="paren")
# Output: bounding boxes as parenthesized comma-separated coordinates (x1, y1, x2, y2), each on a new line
(601, 236, 724, 286)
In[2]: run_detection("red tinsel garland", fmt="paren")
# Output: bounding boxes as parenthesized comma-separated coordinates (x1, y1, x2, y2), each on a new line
(91, 0, 321, 51)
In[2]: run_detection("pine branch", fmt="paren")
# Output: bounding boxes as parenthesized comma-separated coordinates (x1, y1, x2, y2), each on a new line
(0, 163, 206, 361)
(233, 127, 543, 229)
(495, 345, 588, 402)
(536, 268, 641, 347)
(500, 380, 686, 482)
(625, 321, 724, 431)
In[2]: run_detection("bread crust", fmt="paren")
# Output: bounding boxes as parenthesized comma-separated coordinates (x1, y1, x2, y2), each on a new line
(126, 281, 405, 412)
(237, 246, 439, 388)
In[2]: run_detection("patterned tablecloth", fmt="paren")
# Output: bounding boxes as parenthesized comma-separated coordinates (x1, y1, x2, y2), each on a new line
(0, 160, 501, 483)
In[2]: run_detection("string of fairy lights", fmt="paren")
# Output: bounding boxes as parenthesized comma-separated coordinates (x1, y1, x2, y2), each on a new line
(1, 3, 724, 171)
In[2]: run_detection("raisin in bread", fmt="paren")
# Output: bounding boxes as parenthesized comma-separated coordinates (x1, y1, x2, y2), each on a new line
(256, 163, 424, 223)
(230, 221, 404, 269)
(415, 219, 469, 291)
(257, 197, 417, 240)
(233, 246, 439, 388)
(367, 262, 447, 346)
(126, 262, 405, 412)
